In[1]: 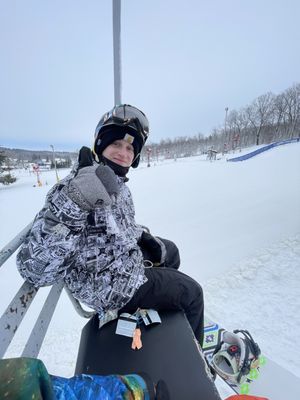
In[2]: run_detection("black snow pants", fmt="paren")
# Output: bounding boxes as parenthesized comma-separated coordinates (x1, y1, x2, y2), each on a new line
(121, 239, 204, 346)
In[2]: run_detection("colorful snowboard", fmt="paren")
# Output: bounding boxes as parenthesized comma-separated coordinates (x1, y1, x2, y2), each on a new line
(203, 317, 300, 399)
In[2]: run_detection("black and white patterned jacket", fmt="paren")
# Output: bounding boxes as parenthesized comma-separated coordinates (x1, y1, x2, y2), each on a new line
(16, 165, 147, 321)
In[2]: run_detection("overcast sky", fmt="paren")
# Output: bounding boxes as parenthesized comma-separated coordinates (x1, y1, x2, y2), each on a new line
(1, 0, 299, 151)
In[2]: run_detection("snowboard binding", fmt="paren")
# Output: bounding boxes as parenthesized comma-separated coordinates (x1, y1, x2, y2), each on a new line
(210, 329, 261, 385)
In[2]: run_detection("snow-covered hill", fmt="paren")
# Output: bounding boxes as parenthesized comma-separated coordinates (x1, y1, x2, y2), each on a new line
(0, 143, 299, 396)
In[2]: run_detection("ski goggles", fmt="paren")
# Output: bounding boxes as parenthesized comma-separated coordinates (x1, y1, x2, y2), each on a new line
(95, 104, 149, 144)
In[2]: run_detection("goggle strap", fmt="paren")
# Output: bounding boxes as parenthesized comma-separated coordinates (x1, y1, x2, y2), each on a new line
(131, 151, 141, 167)
(92, 148, 100, 163)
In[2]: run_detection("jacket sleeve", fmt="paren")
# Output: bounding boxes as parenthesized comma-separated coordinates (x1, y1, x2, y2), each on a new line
(16, 176, 89, 287)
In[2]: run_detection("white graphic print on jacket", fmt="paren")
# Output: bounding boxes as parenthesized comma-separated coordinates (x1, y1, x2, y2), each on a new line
(17, 166, 147, 320)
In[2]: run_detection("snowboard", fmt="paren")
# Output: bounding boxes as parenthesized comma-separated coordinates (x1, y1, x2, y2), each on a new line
(75, 310, 221, 400)
(203, 317, 300, 399)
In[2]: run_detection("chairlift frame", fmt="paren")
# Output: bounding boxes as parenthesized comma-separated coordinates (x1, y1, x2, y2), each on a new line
(0, 0, 122, 360)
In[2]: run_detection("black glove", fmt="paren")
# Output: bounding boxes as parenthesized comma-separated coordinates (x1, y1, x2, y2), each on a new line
(68, 147, 120, 210)
(139, 231, 166, 266)
(78, 146, 94, 168)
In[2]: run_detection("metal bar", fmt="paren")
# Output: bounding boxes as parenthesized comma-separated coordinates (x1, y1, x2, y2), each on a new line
(21, 281, 64, 358)
(64, 286, 96, 319)
(0, 281, 38, 358)
(113, 0, 122, 105)
(0, 221, 33, 268)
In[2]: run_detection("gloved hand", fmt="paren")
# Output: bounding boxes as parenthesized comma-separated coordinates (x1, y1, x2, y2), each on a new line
(68, 147, 120, 211)
(138, 231, 166, 266)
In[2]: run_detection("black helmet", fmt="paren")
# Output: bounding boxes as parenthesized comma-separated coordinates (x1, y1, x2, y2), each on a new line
(93, 104, 149, 168)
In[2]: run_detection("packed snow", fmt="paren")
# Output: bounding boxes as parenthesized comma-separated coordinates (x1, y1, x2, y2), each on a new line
(0, 143, 300, 398)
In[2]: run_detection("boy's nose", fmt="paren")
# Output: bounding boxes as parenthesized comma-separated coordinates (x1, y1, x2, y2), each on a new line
(117, 147, 127, 157)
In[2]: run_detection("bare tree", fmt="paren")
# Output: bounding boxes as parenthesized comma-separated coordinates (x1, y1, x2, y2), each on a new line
(282, 83, 300, 138)
(245, 92, 275, 145)
(273, 93, 289, 140)
(227, 109, 251, 148)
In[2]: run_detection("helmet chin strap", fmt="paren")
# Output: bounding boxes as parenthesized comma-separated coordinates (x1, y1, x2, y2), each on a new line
(99, 155, 130, 177)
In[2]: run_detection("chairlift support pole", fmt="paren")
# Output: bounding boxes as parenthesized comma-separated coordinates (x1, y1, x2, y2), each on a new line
(113, 0, 122, 105)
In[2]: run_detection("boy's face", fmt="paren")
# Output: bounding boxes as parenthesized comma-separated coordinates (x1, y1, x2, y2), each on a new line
(102, 139, 135, 167)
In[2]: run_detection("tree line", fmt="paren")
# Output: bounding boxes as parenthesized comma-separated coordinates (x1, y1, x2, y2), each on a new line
(141, 82, 300, 160)
(0, 148, 74, 185)
(1, 82, 299, 183)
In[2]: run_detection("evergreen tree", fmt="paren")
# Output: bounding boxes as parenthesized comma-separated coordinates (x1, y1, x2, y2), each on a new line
(0, 147, 17, 185)
(0, 148, 6, 168)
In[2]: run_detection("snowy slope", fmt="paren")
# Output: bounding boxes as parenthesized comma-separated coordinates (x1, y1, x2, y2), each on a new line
(0, 143, 299, 394)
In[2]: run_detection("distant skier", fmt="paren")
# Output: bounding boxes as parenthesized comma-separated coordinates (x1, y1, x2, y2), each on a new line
(17, 104, 204, 345)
